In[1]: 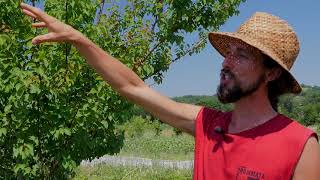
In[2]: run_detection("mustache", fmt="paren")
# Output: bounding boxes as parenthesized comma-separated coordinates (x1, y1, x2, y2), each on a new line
(220, 69, 235, 78)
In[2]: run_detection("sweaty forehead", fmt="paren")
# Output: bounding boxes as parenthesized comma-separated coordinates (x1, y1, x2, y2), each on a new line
(227, 41, 263, 57)
(228, 41, 255, 52)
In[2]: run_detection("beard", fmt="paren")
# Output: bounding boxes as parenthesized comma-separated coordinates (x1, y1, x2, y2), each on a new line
(217, 69, 265, 104)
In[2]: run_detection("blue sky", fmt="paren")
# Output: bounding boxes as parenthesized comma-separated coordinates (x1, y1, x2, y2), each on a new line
(148, 0, 320, 97)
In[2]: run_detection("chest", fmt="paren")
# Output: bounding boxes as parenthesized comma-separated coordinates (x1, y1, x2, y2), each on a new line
(200, 133, 294, 180)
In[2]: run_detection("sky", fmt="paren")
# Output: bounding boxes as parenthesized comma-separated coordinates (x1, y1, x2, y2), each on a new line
(147, 0, 320, 97)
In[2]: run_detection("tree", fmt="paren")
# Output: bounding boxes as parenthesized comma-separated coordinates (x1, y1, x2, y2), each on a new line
(0, 0, 245, 178)
(278, 85, 320, 128)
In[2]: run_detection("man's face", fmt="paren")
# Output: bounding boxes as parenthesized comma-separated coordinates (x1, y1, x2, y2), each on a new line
(217, 42, 267, 103)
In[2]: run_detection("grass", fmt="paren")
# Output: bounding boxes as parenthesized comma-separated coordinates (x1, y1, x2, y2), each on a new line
(115, 116, 195, 160)
(118, 130, 194, 160)
(74, 165, 192, 180)
(74, 116, 195, 179)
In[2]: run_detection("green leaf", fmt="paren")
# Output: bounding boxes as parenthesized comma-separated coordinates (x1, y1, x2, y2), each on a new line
(35, 67, 45, 75)
(29, 136, 39, 146)
(52, 128, 72, 139)
(22, 144, 34, 160)
(0, 34, 10, 46)
(30, 84, 41, 94)
(14, 164, 27, 174)
(4, 105, 12, 113)
(101, 120, 108, 129)
(64, 128, 71, 136)
(0, 128, 7, 137)
(15, 83, 23, 91)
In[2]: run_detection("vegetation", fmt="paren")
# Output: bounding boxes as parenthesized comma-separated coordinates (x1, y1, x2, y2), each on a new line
(0, 0, 245, 178)
(279, 85, 320, 128)
(74, 116, 194, 179)
(74, 165, 192, 180)
(118, 116, 194, 160)
(173, 95, 233, 111)
(2, 0, 318, 179)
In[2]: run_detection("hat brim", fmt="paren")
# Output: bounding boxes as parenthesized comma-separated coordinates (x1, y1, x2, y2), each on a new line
(208, 32, 302, 94)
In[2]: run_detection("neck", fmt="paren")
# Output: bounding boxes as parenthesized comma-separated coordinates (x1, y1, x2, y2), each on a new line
(229, 86, 278, 133)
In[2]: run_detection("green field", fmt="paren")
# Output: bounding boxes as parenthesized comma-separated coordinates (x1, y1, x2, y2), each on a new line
(74, 165, 192, 180)
(74, 116, 195, 179)
(118, 131, 194, 160)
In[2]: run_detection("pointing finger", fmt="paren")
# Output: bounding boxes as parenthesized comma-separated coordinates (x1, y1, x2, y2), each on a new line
(20, 3, 56, 23)
(22, 9, 37, 19)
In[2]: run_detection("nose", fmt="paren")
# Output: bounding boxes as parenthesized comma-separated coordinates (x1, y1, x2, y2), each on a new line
(222, 54, 235, 69)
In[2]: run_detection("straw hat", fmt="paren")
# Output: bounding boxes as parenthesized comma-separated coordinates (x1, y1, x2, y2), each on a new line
(209, 12, 301, 94)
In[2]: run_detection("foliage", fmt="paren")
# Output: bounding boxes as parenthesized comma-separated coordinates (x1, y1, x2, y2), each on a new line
(118, 115, 194, 160)
(174, 95, 233, 111)
(119, 129, 194, 160)
(0, 0, 244, 178)
(278, 85, 320, 128)
(119, 115, 162, 138)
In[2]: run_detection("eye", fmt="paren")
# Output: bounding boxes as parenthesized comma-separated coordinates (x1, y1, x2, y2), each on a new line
(225, 49, 231, 55)
(239, 54, 248, 58)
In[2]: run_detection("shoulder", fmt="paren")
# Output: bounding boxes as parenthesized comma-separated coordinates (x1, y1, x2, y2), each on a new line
(278, 115, 320, 179)
(276, 114, 318, 140)
(292, 136, 320, 180)
(196, 107, 229, 125)
(195, 107, 230, 134)
(198, 107, 225, 118)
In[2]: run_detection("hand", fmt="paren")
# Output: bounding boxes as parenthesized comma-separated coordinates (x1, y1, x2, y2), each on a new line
(20, 3, 82, 45)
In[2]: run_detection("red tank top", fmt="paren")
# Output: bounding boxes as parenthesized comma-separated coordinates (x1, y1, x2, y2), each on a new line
(193, 107, 318, 180)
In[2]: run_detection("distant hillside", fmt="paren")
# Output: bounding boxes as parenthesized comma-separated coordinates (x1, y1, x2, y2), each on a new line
(173, 95, 233, 112)
(278, 85, 320, 126)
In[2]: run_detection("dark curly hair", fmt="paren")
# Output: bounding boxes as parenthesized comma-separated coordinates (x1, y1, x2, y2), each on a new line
(262, 55, 289, 112)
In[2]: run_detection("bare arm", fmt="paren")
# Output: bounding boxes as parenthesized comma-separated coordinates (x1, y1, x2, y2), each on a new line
(71, 36, 202, 135)
(20, 3, 202, 136)
(292, 136, 320, 180)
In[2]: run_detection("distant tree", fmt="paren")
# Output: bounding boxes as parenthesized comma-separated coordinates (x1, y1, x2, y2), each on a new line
(279, 85, 320, 127)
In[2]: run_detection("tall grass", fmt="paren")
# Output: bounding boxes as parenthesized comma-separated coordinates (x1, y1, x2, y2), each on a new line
(117, 116, 195, 160)
(118, 132, 194, 160)
(75, 116, 195, 179)
(74, 165, 192, 180)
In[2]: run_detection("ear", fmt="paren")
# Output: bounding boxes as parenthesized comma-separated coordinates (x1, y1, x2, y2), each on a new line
(266, 67, 282, 82)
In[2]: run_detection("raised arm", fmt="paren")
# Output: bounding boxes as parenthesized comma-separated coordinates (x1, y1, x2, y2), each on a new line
(20, 3, 202, 136)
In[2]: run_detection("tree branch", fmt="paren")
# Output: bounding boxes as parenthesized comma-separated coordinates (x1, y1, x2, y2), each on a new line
(151, 0, 165, 36)
(172, 36, 206, 63)
(142, 36, 207, 82)
(97, 0, 106, 24)
(132, 38, 165, 72)
(132, 0, 175, 74)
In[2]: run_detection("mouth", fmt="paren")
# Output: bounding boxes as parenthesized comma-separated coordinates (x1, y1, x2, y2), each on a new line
(220, 69, 235, 85)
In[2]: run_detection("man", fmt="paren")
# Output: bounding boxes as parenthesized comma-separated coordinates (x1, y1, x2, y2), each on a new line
(20, 3, 319, 179)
